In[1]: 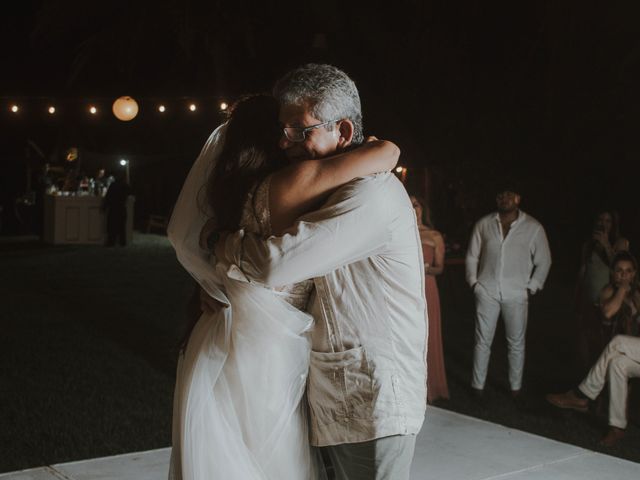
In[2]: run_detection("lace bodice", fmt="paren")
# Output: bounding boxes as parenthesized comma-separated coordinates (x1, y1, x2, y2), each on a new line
(239, 175, 314, 311)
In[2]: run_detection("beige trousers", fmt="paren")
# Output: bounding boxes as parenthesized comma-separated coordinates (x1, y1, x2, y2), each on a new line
(579, 335, 640, 429)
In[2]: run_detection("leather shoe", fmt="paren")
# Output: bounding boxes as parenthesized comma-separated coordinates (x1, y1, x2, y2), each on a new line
(599, 427, 625, 447)
(545, 390, 588, 413)
(471, 387, 484, 399)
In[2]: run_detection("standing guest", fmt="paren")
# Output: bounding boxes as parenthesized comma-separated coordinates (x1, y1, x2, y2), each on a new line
(411, 195, 449, 403)
(465, 184, 551, 399)
(576, 209, 629, 367)
(102, 172, 131, 246)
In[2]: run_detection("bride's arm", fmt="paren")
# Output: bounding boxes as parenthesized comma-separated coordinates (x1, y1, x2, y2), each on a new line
(269, 139, 399, 234)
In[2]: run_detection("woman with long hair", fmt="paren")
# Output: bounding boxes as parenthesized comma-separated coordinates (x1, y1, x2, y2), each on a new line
(600, 251, 640, 338)
(411, 195, 449, 403)
(167, 94, 400, 480)
(576, 209, 629, 368)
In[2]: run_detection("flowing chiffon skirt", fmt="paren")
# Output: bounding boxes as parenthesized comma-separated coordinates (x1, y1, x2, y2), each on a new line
(168, 274, 322, 480)
(423, 243, 449, 403)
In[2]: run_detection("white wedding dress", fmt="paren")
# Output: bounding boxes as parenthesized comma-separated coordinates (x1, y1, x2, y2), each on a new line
(167, 126, 321, 479)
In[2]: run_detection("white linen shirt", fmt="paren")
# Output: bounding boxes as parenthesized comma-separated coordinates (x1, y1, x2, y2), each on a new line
(465, 211, 552, 301)
(223, 173, 428, 446)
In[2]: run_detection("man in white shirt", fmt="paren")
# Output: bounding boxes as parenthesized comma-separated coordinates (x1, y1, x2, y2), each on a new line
(219, 64, 428, 480)
(465, 184, 551, 398)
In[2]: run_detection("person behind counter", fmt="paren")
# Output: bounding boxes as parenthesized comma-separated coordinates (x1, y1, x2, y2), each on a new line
(102, 171, 131, 246)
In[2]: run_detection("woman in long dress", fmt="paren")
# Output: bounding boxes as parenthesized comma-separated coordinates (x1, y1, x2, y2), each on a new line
(167, 95, 400, 480)
(411, 196, 449, 403)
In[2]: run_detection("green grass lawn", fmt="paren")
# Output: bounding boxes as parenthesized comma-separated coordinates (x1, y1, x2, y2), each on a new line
(0, 235, 193, 472)
(0, 234, 638, 473)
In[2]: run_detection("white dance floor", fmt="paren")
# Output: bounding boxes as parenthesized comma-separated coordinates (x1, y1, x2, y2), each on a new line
(2, 406, 638, 480)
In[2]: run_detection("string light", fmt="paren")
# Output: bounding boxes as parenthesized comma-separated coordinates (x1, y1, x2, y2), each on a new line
(119, 159, 128, 166)
(395, 166, 403, 173)
(112, 96, 139, 121)
(3, 97, 238, 120)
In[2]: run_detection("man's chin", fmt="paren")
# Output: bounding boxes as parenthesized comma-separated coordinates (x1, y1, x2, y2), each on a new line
(497, 207, 515, 214)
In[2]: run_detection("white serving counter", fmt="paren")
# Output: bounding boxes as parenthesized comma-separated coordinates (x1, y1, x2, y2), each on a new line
(43, 194, 135, 245)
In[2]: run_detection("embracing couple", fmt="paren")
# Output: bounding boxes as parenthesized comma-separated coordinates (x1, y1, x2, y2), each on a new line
(167, 64, 428, 480)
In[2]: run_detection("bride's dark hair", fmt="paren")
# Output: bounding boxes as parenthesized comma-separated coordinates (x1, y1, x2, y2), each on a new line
(205, 94, 285, 230)
(183, 95, 284, 351)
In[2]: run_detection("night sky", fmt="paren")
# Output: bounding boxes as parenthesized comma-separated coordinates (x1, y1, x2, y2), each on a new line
(2, 1, 639, 259)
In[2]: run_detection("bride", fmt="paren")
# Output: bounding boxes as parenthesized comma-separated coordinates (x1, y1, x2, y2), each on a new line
(167, 94, 399, 479)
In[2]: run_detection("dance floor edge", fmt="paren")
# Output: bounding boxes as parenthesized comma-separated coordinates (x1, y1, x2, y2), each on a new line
(2, 406, 638, 479)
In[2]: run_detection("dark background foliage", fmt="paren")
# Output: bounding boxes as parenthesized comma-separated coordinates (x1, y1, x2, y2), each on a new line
(2, 1, 639, 256)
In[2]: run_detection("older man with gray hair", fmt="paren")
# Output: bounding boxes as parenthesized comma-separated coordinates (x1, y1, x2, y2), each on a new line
(218, 64, 428, 480)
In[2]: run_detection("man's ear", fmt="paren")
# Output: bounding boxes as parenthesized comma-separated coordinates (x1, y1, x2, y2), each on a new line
(514, 194, 521, 206)
(336, 119, 354, 148)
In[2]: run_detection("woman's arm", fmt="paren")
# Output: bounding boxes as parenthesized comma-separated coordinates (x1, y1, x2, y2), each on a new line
(593, 231, 614, 262)
(426, 231, 445, 276)
(600, 284, 628, 319)
(269, 139, 399, 234)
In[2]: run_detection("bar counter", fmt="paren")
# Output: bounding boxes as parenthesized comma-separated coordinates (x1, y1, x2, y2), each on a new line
(43, 194, 135, 245)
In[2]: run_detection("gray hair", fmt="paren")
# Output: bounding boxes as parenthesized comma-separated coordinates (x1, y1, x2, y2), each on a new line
(273, 64, 364, 145)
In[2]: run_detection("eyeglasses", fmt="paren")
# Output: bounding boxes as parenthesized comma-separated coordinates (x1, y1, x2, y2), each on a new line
(282, 120, 337, 142)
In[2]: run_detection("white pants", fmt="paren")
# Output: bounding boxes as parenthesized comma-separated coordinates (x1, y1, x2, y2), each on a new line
(579, 335, 640, 429)
(472, 286, 528, 390)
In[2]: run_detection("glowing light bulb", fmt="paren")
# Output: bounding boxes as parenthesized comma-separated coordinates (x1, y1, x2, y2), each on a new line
(112, 96, 139, 121)
(89, 106, 98, 114)
(220, 101, 228, 111)
(395, 166, 403, 173)
(119, 159, 127, 166)
(158, 105, 166, 113)
(10, 105, 19, 113)
(189, 103, 197, 112)
(48, 106, 56, 114)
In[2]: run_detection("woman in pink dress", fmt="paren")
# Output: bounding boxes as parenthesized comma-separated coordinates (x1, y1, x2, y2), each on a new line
(411, 196, 450, 403)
